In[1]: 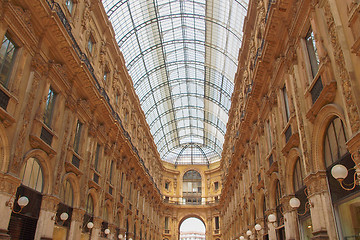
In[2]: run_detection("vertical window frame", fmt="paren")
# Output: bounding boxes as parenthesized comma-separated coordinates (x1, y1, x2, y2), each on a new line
(65, 0, 73, 14)
(282, 86, 290, 123)
(73, 120, 83, 154)
(305, 27, 320, 79)
(94, 144, 101, 172)
(0, 34, 17, 88)
(43, 87, 57, 128)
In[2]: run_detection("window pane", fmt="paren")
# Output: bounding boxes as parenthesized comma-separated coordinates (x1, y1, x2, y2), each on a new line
(74, 121, 82, 153)
(0, 35, 17, 87)
(43, 87, 57, 127)
(324, 117, 348, 168)
(66, 0, 73, 14)
(305, 28, 320, 78)
(20, 157, 44, 193)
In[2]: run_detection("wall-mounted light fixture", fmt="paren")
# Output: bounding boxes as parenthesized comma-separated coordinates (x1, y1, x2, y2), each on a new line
(104, 228, 110, 235)
(87, 222, 94, 229)
(5, 193, 29, 214)
(331, 152, 360, 191)
(239, 236, 245, 240)
(288, 188, 313, 215)
(254, 224, 262, 231)
(267, 214, 276, 224)
(52, 212, 69, 225)
(118, 232, 132, 240)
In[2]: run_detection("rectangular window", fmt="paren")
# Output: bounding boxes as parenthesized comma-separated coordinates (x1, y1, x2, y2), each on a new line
(215, 216, 220, 230)
(136, 191, 140, 208)
(214, 181, 219, 191)
(282, 86, 290, 122)
(256, 143, 261, 168)
(94, 144, 100, 172)
(115, 94, 119, 105)
(43, 87, 57, 128)
(305, 27, 320, 78)
(104, 68, 109, 82)
(165, 182, 169, 190)
(109, 161, 114, 184)
(73, 121, 82, 153)
(165, 217, 169, 230)
(88, 36, 94, 54)
(129, 183, 133, 201)
(120, 172, 124, 193)
(266, 120, 272, 152)
(65, 0, 73, 14)
(0, 34, 17, 87)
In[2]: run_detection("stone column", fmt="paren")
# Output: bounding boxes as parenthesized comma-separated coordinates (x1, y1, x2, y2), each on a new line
(91, 217, 103, 240)
(281, 195, 299, 240)
(0, 173, 21, 240)
(305, 172, 337, 240)
(346, 133, 360, 169)
(68, 208, 85, 240)
(265, 209, 276, 240)
(34, 195, 60, 240)
(206, 217, 212, 240)
(108, 223, 117, 240)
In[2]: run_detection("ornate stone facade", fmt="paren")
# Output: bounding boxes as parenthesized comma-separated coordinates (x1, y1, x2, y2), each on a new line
(0, 0, 359, 239)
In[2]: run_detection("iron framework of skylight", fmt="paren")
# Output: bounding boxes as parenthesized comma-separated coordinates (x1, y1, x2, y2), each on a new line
(102, 0, 248, 165)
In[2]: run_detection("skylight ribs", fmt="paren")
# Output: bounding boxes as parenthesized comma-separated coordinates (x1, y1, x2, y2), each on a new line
(102, 0, 248, 164)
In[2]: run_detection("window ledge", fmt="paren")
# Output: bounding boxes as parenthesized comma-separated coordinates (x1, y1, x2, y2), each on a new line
(281, 132, 300, 155)
(29, 134, 57, 157)
(88, 178, 101, 190)
(0, 106, 15, 127)
(306, 79, 337, 122)
(266, 160, 278, 176)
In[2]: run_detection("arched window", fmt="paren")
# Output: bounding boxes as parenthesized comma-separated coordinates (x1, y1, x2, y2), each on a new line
(85, 194, 94, 215)
(293, 158, 304, 193)
(324, 117, 347, 168)
(60, 179, 73, 207)
(20, 157, 44, 193)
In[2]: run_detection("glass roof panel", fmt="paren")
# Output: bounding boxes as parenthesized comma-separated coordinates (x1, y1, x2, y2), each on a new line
(103, 0, 248, 164)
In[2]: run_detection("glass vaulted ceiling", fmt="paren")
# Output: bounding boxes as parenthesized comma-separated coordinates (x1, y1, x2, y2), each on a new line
(102, 0, 248, 165)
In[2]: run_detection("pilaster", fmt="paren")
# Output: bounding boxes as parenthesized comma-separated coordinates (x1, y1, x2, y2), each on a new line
(304, 171, 337, 240)
(34, 195, 60, 240)
(68, 208, 85, 240)
(0, 173, 21, 240)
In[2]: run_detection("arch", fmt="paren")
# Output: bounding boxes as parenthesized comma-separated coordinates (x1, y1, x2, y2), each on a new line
(178, 214, 207, 232)
(87, 188, 100, 216)
(0, 123, 9, 173)
(284, 147, 302, 194)
(60, 178, 74, 207)
(20, 157, 44, 193)
(268, 172, 281, 209)
(22, 149, 52, 194)
(181, 168, 204, 181)
(104, 199, 113, 222)
(311, 104, 347, 172)
(61, 172, 80, 208)
(256, 189, 266, 219)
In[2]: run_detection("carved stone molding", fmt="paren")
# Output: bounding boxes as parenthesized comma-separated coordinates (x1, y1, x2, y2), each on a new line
(0, 173, 21, 195)
(41, 195, 60, 212)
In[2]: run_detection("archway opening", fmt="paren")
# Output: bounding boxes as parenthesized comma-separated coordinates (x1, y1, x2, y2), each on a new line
(179, 217, 206, 240)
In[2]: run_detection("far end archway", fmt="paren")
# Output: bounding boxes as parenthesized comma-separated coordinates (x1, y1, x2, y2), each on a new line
(179, 217, 206, 240)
